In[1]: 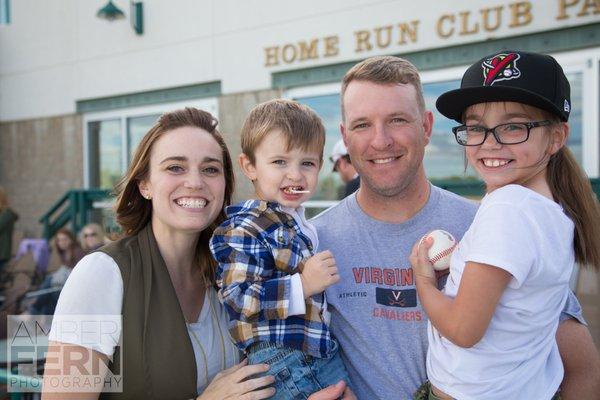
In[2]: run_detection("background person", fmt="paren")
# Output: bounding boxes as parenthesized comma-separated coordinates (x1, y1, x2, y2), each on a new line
(330, 139, 359, 199)
(311, 55, 600, 400)
(0, 186, 18, 273)
(79, 223, 108, 253)
(28, 228, 85, 314)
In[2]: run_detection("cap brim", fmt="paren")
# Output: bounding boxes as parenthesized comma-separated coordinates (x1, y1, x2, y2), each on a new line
(436, 86, 567, 123)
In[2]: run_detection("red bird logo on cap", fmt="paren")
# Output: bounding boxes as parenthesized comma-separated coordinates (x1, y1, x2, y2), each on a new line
(482, 53, 521, 86)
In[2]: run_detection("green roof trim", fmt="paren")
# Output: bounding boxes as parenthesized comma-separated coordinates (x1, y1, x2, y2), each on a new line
(273, 23, 600, 89)
(77, 81, 221, 113)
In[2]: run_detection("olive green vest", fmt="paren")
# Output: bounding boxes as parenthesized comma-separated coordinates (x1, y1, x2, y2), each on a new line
(99, 224, 198, 400)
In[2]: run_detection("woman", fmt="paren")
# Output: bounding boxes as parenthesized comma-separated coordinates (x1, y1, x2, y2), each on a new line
(79, 223, 108, 253)
(28, 228, 85, 314)
(42, 108, 350, 400)
(53, 228, 86, 269)
(0, 186, 18, 273)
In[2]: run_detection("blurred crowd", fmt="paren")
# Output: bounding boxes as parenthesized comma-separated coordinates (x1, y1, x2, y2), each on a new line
(0, 186, 110, 323)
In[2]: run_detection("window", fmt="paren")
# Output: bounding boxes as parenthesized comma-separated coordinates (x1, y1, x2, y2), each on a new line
(422, 79, 477, 180)
(0, 0, 10, 24)
(285, 84, 343, 218)
(127, 114, 159, 163)
(84, 99, 218, 188)
(88, 119, 123, 189)
(565, 71, 583, 166)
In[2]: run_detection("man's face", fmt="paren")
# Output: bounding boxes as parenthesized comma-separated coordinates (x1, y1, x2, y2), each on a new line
(341, 80, 432, 198)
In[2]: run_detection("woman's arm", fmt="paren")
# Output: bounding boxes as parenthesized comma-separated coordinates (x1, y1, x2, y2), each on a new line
(410, 238, 511, 348)
(42, 341, 109, 400)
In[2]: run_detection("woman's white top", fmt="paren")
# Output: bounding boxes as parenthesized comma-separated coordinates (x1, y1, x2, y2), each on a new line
(49, 252, 240, 394)
(427, 184, 574, 400)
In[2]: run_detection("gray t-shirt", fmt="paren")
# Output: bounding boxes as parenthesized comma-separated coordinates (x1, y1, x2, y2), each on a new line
(312, 184, 586, 399)
(312, 185, 477, 400)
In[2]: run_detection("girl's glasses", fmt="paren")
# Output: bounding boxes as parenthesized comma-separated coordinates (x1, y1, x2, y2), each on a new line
(452, 120, 552, 146)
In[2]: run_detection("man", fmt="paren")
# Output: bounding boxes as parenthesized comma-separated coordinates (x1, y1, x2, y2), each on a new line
(311, 56, 600, 399)
(330, 139, 360, 199)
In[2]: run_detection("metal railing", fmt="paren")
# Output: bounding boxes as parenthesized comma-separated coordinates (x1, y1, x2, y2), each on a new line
(0, 368, 42, 399)
(38, 189, 111, 239)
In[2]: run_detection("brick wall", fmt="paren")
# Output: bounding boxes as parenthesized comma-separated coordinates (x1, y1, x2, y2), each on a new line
(0, 114, 83, 237)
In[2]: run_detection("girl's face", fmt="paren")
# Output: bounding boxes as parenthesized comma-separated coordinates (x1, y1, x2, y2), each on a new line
(138, 126, 226, 238)
(463, 102, 565, 193)
(56, 233, 72, 251)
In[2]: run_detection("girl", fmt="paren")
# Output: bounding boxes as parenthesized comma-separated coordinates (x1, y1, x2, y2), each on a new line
(410, 51, 600, 399)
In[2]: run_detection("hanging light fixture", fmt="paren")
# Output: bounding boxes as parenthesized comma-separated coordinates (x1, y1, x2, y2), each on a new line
(130, 1, 144, 35)
(96, 0, 125, 21)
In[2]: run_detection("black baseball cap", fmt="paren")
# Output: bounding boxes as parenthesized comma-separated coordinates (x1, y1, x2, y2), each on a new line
(436, 50, 571, 123)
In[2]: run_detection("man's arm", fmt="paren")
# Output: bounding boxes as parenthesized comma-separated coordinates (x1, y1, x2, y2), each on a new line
(557, 318, 600, 399)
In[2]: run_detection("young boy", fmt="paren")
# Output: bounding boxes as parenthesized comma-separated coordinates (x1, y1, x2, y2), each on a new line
(210, 99, 349, 399)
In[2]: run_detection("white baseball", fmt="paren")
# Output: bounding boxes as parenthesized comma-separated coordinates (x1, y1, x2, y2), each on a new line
(421, 230, 457, 271)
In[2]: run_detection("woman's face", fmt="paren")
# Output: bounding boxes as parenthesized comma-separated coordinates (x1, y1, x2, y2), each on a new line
(139, 126, 226, 237)
(56, 233, 72, 251)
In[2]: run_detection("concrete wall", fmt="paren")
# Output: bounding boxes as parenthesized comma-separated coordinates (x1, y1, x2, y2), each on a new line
(218, 88, 283, 203)
(1, 0, 598, 121)
(0, 114, 83, 237)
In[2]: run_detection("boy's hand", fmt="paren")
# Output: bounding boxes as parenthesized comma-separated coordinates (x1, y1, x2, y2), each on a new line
(300, 250, 339, 298)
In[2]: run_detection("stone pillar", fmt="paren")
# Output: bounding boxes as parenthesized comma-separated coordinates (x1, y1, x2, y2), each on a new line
(218, 89, 282, 203)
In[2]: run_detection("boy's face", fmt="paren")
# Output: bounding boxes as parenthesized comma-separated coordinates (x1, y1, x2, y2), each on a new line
(240, 129, 321, 209)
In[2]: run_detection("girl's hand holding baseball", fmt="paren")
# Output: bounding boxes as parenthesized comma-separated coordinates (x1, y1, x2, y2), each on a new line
(409, 237, 436, 285)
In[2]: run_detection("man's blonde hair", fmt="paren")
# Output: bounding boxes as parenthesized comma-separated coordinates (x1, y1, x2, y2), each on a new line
(341, 56, 425, 118)
(241, 99, 326, 164)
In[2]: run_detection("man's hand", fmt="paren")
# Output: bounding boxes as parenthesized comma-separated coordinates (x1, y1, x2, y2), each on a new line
(300, 250, 339, 298)
(308, 381, 356, 400)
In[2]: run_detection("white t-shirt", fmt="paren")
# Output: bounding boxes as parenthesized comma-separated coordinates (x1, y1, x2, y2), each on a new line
(49, 252, 240, 394)
(427, 184, 574, 400)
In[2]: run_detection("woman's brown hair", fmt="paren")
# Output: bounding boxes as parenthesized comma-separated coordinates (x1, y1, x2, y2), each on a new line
(54, 228, 84, 268)
(113, 107, 235, 286)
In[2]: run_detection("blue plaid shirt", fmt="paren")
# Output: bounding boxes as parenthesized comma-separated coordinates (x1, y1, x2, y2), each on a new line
(209, 200, 335, 358)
